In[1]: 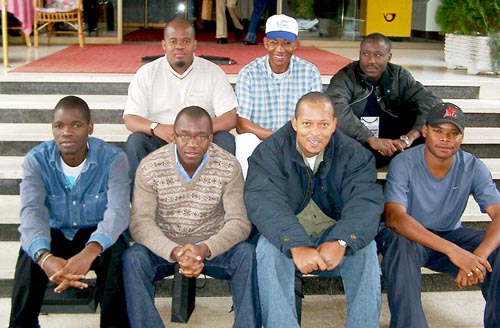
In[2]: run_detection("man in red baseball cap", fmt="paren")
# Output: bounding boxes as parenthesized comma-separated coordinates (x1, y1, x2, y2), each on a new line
(380, 102, 500, 327)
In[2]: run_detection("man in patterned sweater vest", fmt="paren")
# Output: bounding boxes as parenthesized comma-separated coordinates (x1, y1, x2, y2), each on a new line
(122, 106, 261, 328)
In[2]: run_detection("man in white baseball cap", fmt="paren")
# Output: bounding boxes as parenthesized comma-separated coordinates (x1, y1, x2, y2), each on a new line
(265, 13, 299, 41)
(235, 14, 322, 177)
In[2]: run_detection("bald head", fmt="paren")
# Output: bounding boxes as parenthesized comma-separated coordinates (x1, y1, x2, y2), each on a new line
(295, 92, 335, 118)
(164, 19, 195, 40)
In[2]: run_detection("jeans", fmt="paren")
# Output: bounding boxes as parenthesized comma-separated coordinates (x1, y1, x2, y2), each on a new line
(379, 226, 500, 328)
(124, 131, 235, 192)
(9, 228, 130, 328)
(244, 0, 276, 43)
(122, 242, 261, 328)
(256, 235, 381, 328)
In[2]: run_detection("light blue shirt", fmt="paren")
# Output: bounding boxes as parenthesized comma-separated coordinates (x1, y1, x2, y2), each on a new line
(19, 137, 131, 260)
(384, 145, 500, 231)
(236, 55, 323, 131)
(174, 144, 209, 182)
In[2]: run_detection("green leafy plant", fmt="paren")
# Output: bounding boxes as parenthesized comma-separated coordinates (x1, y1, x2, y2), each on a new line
(436, 0, 500, 35)
(437, 0, 500, 73)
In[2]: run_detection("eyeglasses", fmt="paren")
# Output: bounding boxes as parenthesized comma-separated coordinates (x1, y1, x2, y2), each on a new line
(165, 38, 193, 47)
(174, 133, 212, 142)
(266, 39, 295, 50)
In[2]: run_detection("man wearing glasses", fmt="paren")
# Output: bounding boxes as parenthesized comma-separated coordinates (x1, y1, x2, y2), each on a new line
(123, 18, 238, 190)
(122, 106, 261, 328)
(235, 14, 322, 178)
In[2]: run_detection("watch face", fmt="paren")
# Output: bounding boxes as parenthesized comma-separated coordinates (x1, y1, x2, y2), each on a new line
(150, 122, 159, 130)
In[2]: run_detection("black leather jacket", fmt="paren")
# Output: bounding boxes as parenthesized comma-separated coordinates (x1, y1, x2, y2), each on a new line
(326, 61, 441, 143)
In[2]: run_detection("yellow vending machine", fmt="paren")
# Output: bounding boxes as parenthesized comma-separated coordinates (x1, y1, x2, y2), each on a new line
(360, 0, 413, 37)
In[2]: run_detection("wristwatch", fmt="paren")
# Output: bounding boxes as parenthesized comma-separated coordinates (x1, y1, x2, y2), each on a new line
(399, 135, 410, 148)
(337, 240, 347, 248)
(150, 121, 159, 136)
(34, 248, 49, 262)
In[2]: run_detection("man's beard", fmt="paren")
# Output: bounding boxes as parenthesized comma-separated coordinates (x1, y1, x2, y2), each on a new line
(175, 60, 186, 68)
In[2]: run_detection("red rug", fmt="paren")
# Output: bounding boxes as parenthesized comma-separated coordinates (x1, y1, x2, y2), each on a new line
(11, 44, 352, 75)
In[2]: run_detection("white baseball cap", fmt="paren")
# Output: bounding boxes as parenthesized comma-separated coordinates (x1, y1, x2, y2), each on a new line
(265, 14, 299, 41)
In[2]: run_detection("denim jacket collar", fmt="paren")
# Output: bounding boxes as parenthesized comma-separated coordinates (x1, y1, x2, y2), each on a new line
(48, 139, 99, 175)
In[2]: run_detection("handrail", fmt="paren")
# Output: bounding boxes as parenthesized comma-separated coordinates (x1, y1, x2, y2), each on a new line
(2, 0, 8, 67)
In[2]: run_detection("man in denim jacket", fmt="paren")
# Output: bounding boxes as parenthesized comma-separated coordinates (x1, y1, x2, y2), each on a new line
(9, 96, 131, 327)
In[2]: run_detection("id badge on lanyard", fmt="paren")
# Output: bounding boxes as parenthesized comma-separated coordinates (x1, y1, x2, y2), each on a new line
(361, 116, 379, 138)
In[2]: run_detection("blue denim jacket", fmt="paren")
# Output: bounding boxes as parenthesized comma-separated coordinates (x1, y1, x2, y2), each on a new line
(19, 137, 131, 260)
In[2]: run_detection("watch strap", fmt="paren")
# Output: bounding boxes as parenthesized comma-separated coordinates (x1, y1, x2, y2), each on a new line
(34, 248, 49, 262)
(150, 122, 159, 136)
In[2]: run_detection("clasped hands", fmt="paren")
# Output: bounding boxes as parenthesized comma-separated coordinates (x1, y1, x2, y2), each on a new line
(290, 241, 346, 275)
(450, 247, 492, 289)
(40, 242, 101, 294)
(171, 243, 210, 278)
(368, 136, 407, 157)
(41, 253, 94, 294)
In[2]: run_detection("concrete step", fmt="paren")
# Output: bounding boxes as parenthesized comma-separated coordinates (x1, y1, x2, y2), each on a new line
(1, 96, 499, 126)
(0, 75, 132, 96)
(1, 73, 499, 100)
(0, 95, 126, 124)
(0, 82, 484, 100)
(0, 94, 127, 110)
(0, 123, 129, 142)
(0, 292, 486, 328)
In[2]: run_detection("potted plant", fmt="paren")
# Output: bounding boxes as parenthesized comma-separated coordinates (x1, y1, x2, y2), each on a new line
(435, 0, 500, 74)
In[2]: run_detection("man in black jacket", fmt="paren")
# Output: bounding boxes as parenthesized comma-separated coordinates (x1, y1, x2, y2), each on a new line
(245, 92, 384, 328)
(326, 33, 441, 168)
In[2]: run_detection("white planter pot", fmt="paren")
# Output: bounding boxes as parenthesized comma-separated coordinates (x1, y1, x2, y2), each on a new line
(444, 33, 499, 75)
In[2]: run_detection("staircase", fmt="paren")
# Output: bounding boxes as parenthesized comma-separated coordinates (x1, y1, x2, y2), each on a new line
(0, 47, 499, 327)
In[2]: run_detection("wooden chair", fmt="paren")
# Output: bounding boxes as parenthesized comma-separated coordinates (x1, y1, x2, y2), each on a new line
(33, 0, 85, 47)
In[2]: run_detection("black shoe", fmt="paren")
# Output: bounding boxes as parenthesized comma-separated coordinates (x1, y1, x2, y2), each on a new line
(217, 38, 228, 44)
(243, 40, 258, 45)
(234, 28, 243, 40)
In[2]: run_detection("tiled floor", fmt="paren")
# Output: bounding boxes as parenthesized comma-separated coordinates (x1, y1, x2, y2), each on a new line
(0, 291, 486, 328)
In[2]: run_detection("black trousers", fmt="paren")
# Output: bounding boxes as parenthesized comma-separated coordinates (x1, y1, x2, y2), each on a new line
(9, 228, 130, 328)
